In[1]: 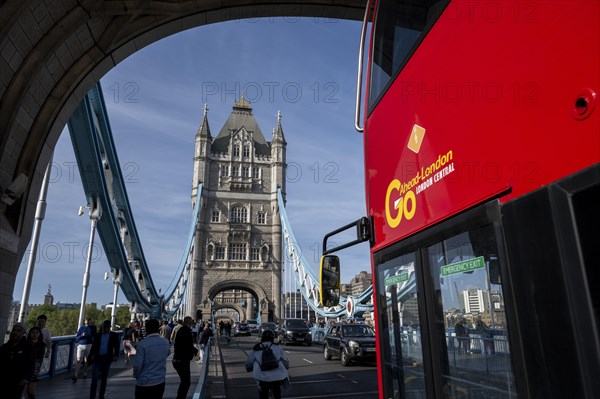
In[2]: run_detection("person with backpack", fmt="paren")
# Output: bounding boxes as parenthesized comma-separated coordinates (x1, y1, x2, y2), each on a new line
(245, 329, 290, 399)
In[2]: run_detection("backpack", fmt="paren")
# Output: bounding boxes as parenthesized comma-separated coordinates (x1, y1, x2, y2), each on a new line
(259, 344, 279, 371)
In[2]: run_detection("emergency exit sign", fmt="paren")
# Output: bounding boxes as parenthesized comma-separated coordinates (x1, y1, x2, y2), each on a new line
(441, 256, 485, 276)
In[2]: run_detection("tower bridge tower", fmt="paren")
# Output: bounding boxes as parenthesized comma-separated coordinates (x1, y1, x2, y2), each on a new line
(188, 96, 286, 323)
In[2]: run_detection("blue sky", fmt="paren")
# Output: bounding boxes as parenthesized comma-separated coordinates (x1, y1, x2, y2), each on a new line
(14, 17, 372, 307)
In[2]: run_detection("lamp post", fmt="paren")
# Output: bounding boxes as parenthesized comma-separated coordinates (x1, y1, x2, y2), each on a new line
(77, 201, 101, 329)
(109, 269, 122, 331)
(18, 154, 53, 322)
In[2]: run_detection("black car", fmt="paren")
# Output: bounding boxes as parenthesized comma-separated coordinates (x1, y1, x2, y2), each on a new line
(323, 323, 376, 366)
(277, 318, 312, 346)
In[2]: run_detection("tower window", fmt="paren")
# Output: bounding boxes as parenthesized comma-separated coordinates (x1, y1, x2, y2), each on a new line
(233, 145, 240, 157)
(211, 210, 220, 223)
(257, 211, 266, 224)
(220, 165, 229, 176)
(231, 206, 247, 223)
(242, 166, 249, 178)
(251, 247, 261, 261)
(215, 246, 225, 260)
(253, 167, 261, 179)
(243, 145, 250, 158)
(230, 243, 247, 260)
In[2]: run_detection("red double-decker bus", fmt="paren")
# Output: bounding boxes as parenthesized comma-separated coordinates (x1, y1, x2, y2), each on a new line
(321, 1, 599, 398)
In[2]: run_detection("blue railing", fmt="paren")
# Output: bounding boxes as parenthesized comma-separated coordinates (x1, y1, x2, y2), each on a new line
(37, 335, 77, 378)
(38, 332, 124, 379)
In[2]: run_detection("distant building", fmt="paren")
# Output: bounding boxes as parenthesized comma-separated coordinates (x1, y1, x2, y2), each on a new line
(44, 284, 54, 305)
(55, 302, 79, 310)
(462, 288, 486, 314)
(349, 271, 372, 297)
(340, 283, 351, 298)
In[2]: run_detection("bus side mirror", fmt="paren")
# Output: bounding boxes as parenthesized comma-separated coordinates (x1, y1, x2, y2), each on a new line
(320, 255, 341, 307)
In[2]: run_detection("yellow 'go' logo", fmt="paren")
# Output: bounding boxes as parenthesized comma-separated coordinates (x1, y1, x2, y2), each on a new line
(385, 179, 416, 228)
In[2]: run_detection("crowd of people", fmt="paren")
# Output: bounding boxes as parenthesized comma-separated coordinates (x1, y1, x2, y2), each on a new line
(0, 315, 52, 399)
(0, 315, 217, 399)
(0, 314, 296, 399)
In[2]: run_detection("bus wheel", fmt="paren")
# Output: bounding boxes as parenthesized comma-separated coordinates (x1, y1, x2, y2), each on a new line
(324, 345, 332, 360)
(341, 348, 351, 366)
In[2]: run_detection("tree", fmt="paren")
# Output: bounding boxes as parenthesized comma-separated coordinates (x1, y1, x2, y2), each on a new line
(25, 304, 56, 329)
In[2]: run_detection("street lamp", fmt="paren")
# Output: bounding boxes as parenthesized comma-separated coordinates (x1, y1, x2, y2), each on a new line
(77, 200, 101, 329)
(105, 269, 122, 331)
(18, 154, 53, 322)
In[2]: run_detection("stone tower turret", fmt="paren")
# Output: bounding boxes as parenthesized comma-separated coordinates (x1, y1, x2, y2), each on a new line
(192, 103, 212, 207)
(271, 111, 287, 197)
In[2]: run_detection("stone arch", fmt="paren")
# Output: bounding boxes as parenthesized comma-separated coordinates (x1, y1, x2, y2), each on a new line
(260, 243, 270, 266)
(212, 303, 246, 322)
(0, 0, 365, 337)
(206, 241, 215, 262)
(198, 279, 271, 323)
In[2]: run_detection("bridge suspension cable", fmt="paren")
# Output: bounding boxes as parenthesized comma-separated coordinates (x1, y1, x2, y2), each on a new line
(67, 82, 195, 318)
(277, 189, 374, 318)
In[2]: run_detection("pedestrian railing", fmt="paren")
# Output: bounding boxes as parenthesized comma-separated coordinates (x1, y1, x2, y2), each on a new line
(38, 331, 125, 379)
(445, 332, 512, 375)
(192, 336, 212, 399)
(38, 335, 76, 378)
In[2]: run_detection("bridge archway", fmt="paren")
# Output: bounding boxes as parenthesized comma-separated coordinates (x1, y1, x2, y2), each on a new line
(0, 1, 366, 334)
(201, 279, 272, 323)
(213, 303, 246, 318)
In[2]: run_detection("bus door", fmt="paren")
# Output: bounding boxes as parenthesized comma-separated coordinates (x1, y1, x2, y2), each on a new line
(374, 202, 518, 398)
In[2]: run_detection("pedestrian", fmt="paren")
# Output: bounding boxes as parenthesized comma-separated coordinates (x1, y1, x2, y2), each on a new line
(198, 322, 214, 363)
(0, 323, 35, 399)
(245, 329, 290, 399)
(72, 318, 96, 381)
(224, 320, 232, 343)
(191, 321, 199, 346)
(26, 326, 47, 399)
(159, 320, 172, 344)
(172, 316, 198, 399)
(455, 319, 470, 354)
(36, 314, 52, 359)
(170, 319, 184, 343)
(219, 320, 224, 336)
(88, 320, 120, 399)
(133, 319, 170, 399)
(122, 322, 137, 364)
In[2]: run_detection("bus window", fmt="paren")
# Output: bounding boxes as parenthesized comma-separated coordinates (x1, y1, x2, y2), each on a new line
(320, 255, 341, 307)
(426, 224, 517, 398)
(376, 251, 425, 399)
(369, 0, 449, 111)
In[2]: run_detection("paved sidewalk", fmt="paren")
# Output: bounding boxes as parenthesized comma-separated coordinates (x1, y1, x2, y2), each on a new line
(36, 354, 205, 399)
(204, 334, 260, 399)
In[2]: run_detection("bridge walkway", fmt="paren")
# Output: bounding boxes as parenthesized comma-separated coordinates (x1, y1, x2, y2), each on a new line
(36, 350, 211, 399)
